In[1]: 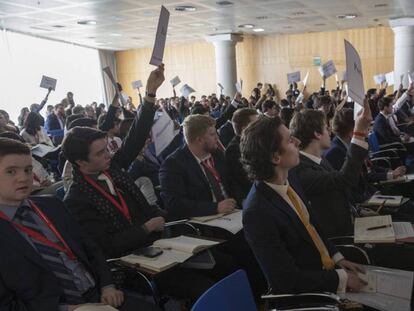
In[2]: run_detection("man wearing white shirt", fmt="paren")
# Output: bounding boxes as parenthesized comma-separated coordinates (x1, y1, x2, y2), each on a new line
(241, 103, 371, 294)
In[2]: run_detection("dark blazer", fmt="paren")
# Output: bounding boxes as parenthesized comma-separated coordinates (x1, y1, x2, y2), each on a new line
(218, 121, 235, 148)
(243, 178, 339, 294)
(45, 113, 64, 131)
(64, 101, 163, 258)
(0, 196, 112, 311)
(215, 104, 236, 130)
(289, 143, 368, 237)
(225, 135, 251, 205)
(159, 145, 233, 220)
(373, 113, 400, 145)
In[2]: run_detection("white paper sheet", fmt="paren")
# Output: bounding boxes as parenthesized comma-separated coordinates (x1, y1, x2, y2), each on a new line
(170, 76, 181, 87)
(393, 222, 414, 239)
(408, 71, 413, 85)
(302, 70, 310, 86)
(149, 6, 170, 66)
(235, 79, 243, 93)
(180, 84, 195, 97)
(76, 305, 118, 311)
(103, 66, 126, 106)
(345, 40, 364, 106)
(386, 71, 395, 86)
(287, 71, 301, 83)
(151, 110, 176, 156)
(131, 80, 142, 89)
(40, 75, 57, 90)
(374, 74, 386, 85)
(318, 60, 337, 78)
(190, 210, 243, 234)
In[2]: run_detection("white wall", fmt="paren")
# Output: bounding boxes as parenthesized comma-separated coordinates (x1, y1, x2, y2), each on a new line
(0, 30, 104, 124)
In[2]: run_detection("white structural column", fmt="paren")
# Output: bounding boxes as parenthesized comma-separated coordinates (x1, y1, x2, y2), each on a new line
(390, 18, 414, 89)
(206, 34, 242, 96)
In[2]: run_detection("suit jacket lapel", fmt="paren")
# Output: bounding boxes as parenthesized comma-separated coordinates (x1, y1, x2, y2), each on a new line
(183, 146, 211, 191)
(256, 181, 314, 245)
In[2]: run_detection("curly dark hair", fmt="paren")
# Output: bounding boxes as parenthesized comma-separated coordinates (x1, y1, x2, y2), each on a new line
(289, 109, 325, 150)
(240, 116, 283, 181)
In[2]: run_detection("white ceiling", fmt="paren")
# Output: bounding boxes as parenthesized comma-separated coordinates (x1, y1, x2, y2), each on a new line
(0, 0, 412, 51)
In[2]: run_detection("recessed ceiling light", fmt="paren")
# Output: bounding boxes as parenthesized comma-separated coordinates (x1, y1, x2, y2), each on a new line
(87, 36, 96, 39)
(374, 3, 388, 8)
(292, 11, 305, 16)
(314, 23, 326, 26)
(336, 14, 357, 19)
(190, 23, 205, 27)
(175, 5, 196, 12)
(77, 20, 97, 25)
(216, 0, 233, 5)
(283, 26, 293, 29)
(256, 16, 269, 20)
(253, 28, 264, 32)
(238, 24, 255, 29)
(52, 25, 65, 28)
(110, 33, 122, 37)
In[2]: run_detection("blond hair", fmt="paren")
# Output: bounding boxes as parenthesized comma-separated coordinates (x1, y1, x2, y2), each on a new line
(183, 114, 216, 144)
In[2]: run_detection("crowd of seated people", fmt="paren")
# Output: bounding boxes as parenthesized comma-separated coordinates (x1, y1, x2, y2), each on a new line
(2, 63, 414, 311)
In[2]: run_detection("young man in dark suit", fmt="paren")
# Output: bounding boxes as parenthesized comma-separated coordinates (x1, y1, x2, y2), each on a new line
(0, 138, 157, 311)
(240, 112, 368, 294)
(45, 103, 66, 131)
(288, 108, 370, 237)
(62, 65, 214, 303)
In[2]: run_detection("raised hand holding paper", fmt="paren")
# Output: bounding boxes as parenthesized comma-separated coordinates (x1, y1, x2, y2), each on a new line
(131, 80, 142, 90)
(385, 72, 395, 86)
(40, 75, 57, 90)
(344, 40, 364, 106)
(149, 6, 170, 66)
(374, 74, 386, 85)
(302, 71, 310, 86)
(318, 60, 337, 78)
(170, 76, 181, 87)
(287, 71, 301, 84)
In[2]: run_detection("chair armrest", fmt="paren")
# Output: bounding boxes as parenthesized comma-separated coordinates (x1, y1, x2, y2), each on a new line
(369, 157, 391, 169)
(370, 149, 399, 158)
(334, 245, 371, 265)
(262, 292, 341, 311)
(164, 220, 201, 236)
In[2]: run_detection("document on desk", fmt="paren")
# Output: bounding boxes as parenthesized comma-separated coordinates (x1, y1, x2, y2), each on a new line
(149, 6, 170, 66)
(354, 215, 395, 243)
(340, 265, 414, 311)
(393, 222, 414, 240)
(190, 209, 243, 234)
(76, 305, 118, 311)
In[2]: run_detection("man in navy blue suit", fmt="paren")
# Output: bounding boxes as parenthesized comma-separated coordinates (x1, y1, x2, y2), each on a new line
(0, 138, 157, 310)
(240, 102, 372, 294)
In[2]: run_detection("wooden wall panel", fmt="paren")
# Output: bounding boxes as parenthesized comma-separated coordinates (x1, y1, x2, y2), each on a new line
(116, 26, 394, 103)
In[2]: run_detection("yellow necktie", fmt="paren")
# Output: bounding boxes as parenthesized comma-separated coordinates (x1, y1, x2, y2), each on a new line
(286, 186, 335, 270)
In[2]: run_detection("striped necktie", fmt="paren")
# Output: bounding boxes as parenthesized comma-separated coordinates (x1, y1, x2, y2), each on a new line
(15, 205, 85, 304)
(286, 186, 335, 270)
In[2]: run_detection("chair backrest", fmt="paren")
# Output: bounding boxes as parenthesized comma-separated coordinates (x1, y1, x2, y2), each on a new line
(191, 269, 257, 311)
(368, 132, 380, 152)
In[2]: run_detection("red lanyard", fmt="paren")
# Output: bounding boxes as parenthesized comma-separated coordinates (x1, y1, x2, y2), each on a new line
(202, 157, 222, 184)
(0, 200, 77, 260)
(82, 172, 131, 223)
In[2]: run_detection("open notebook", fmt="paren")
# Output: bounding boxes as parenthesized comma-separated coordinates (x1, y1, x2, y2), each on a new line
(75, 305, 118, 311)
(354, 215, 414, 243)
(365, 195, 403, 207)
(190, 210, 243, 234)
(121, 235, 220, 272)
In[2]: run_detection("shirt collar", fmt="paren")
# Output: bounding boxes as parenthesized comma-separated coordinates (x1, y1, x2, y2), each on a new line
(189, 148, 211, 165)
(300, 150, 322, 165)
(264, 180, 289, 196)
(0, 199, 30, 220)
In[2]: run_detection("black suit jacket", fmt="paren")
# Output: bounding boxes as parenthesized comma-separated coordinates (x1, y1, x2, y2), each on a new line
(243, 178, 339, 294)
(289, 143, 368, 237)
(64, 101, 163, 258)
(0, 196, 112, 311)
(225, 135, 251, 205)
(45, 113, 64, 131)
(373, 113, 400, 145)
(159, 145, 233, 220)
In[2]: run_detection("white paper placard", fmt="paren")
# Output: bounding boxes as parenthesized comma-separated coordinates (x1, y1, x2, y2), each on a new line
(344, 39, 364, 107)
(335, 73, 339, 83)
(235, 79, 243, 93)
(302, 70, 310, 86)
(40, 75, 57, 90)
(373, 74, 386, 85)
(152, 110, 176, 156)
(103, 66, 126, 106)
(318, 60, 337, 78)
(180, 84, 196, 97)
(287, 71, 301, 83)
(385, 72, 395, 86)
(170, 76, 181, 87)
(131, 80, 142, 89)
(149, 6, 170, 66)
(408, 71, 413, 84)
